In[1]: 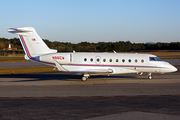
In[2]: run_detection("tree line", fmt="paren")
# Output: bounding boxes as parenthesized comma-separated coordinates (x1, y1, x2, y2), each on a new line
(0, 37, 180, 52)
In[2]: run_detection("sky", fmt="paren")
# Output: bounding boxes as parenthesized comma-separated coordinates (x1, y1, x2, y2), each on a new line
(0, 0, 180, 43)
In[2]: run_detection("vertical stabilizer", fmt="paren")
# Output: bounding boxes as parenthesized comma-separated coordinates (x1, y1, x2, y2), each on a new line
(8, 27, 57, 59)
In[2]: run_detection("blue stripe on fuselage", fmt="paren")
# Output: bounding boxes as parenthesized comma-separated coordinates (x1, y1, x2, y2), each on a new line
(19, 35, 31, 59)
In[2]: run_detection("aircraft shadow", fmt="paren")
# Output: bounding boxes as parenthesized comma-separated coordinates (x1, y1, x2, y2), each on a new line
(0, 72, 137, 82)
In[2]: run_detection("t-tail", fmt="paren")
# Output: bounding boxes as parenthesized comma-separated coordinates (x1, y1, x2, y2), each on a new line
(8, 27, 57, 61)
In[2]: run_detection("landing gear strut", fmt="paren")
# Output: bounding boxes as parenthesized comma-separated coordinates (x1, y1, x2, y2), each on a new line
(82, 74, 90, 81)
(148, 73, 152, 79)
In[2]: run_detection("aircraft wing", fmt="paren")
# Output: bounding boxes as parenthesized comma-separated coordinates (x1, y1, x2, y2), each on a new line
(69, 68, 113, 74)
(55, 61, 113, 74)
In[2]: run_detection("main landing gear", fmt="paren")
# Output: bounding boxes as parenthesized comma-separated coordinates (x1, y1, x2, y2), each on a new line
(82, 74, 90, 81)
(148, 73, 152, 79)
(138, 72, 152, 79)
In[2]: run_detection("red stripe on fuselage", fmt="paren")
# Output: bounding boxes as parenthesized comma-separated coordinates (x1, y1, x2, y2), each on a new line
(67, 63, 159, 68)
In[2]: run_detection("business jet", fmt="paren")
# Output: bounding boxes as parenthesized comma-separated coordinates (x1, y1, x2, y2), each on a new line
(8, 27, 177, 81)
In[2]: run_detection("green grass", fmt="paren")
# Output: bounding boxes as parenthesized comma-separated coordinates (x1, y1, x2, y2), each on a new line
(0, 56, 28, 63)
(0, 67, 58, 75)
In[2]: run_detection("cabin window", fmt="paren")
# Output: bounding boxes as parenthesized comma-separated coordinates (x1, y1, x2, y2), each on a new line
(128, 59, 131, 63)
(103, 58, 106, 62)
(122, 59, 125, 62)
(135, 59, 138, 63)
(84, 58, 87, 62)
(109, 59, 112, 62)
(97, 58, 100, 62)
(116, 59, 119, 62)
(141, 59, 144, 63)
(90, 58, 93, 62)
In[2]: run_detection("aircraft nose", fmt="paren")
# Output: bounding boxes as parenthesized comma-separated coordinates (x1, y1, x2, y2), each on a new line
(170, 65, 178, 72)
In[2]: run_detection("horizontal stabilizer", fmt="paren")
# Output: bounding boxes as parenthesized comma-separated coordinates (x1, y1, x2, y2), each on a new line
(7, 27, 33, 36)
(7, 27, 33, 32)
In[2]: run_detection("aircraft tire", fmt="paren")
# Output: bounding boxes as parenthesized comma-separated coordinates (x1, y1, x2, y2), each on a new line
(148, 76, 152, 79)
(82, 76, 87, 81)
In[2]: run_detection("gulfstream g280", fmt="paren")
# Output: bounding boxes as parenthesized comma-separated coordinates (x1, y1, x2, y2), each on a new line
(8, 27, 177, 81)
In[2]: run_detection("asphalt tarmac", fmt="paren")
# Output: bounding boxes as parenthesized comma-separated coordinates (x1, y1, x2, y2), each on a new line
(0, 62, 48, 68)
(0, 60, 179, 120)
(0, 71, 180, 97)
(0, 71, 180, 120)
(0, 96, 180, 120)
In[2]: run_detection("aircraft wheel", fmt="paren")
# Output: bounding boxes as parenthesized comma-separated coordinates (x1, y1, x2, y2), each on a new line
(148, 76, 152, 79)
(147, 73, 152, 79)
(82, 76, 87, 81)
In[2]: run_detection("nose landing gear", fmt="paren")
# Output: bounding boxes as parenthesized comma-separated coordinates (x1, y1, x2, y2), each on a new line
(148, 73, 152, 79)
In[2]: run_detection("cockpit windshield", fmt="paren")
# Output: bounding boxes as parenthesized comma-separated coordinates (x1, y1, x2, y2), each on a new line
(149, 57, 163, 61)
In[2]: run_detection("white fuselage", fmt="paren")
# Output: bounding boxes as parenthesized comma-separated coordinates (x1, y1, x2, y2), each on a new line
(38, 52, 177, 75)
(8, 27, 177, 80)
